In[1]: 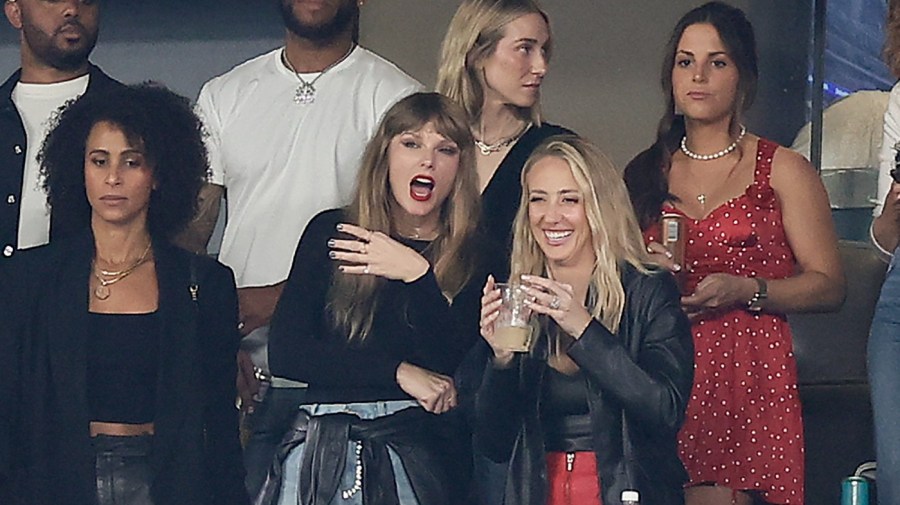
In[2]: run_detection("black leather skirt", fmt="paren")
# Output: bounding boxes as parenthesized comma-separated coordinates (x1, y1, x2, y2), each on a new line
(92, 434, 155, 505)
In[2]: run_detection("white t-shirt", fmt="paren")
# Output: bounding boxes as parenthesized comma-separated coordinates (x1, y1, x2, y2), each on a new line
(877, 82, 900, 218)
(197, 46, 421, 287)
(11, 74, 89, 249)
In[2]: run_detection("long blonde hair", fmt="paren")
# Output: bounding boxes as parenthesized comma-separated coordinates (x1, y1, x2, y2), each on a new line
(510, 135, 649, 338)
(329, 93, 480, 342)
(436, 0, 550, 125)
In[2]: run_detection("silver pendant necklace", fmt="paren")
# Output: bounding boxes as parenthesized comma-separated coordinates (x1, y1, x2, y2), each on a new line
(282, 44, 355, 105)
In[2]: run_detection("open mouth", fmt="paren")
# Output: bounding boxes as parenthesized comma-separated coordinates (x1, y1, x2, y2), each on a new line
(410, 175, 435, 202)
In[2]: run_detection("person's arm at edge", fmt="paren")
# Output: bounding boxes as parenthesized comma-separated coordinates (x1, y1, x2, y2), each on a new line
(765, 148, 845, 312)
(198, 259, 250, 504)
(173, 183, 222, 254)
(873, 84, 900, 258)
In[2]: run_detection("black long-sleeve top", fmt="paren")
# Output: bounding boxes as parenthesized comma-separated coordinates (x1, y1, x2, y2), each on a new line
(268, 209, 485, 404)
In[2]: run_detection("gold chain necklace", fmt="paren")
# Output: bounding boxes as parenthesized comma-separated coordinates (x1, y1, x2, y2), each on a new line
(92, 243, 152, 300)
(474, 122, 532, 156)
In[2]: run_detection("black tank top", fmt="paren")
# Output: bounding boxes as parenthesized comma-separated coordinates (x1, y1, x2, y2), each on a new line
(87, 311, 159, 424)
(540, 365, 593, 452)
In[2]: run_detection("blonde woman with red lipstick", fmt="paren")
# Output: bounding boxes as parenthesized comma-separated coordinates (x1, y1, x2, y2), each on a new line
(476, 135, 694, 505)
(437, 0, 572, 258)
(260, 93, 485, 505)
(624, 3, 844, 504)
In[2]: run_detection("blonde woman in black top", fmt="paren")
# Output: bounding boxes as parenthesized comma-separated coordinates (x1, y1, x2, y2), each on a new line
(437, 0, 571, 255)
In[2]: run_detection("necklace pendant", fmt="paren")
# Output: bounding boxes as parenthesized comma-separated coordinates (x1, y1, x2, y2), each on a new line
(697, 193, 707, 206)
(94, 284, 111, 300)
(294, 82, 316, 105)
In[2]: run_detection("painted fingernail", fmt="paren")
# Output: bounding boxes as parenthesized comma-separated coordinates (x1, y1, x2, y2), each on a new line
(665, 250, 673, 259)
(336, 223, 343, 231)
(327, 239, 335, 247)
(329, 251, 336, 259)
(673, 264, 682, 271)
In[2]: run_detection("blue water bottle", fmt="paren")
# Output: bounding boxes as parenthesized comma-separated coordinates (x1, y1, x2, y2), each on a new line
(841, 476, 869, 505)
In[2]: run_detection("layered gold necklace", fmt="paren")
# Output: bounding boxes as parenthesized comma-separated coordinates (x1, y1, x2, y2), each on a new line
(92, 242, 152, 300)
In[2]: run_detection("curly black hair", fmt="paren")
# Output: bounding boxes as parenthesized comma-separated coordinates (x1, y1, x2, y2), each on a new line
(40, 83, 209, 242)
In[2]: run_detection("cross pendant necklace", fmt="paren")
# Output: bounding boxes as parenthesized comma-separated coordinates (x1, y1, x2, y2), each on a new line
(697, 194, 707, 207)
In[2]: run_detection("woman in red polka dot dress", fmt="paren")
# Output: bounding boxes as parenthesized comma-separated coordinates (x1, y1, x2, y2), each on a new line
(624, 3, 845, 505)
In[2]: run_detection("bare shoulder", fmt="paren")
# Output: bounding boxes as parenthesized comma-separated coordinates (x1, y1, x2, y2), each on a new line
(769, 144, 823, 193)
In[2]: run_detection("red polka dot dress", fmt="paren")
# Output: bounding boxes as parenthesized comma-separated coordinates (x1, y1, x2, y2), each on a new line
(645, 139, 803, 504)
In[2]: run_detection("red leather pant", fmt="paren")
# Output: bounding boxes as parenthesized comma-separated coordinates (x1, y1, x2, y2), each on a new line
(546, 451, 602, 505)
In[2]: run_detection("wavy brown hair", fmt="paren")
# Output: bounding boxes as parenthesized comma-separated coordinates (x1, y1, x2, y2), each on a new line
(623, 1, 757, 229)
(329, 93, 480, 342)
(436, 0, 550, 126)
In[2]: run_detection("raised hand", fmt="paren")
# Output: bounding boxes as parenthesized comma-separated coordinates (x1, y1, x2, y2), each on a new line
(521, 274, 592, 338)
(329, 223, 430, 283)
(646, 240, 682, 272)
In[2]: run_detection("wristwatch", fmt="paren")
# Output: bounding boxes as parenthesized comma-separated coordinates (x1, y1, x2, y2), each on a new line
(747, 277, 768, 312)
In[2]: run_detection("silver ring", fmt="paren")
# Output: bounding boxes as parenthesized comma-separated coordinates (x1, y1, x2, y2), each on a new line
(364, 265, 370, 274)
(549, 297, 561, 310)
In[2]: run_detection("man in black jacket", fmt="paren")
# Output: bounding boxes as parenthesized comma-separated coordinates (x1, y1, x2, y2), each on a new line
(1, 0, 121, 500)
(0, 0, 122, 260)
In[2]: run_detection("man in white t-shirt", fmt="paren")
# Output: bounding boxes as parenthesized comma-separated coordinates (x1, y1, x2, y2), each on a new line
(0, 0, 121, 498)
(190, 0, 420, 494)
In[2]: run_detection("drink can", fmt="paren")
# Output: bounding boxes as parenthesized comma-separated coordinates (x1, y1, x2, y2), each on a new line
(660, 213, 685, 269)
(841, 476, 869, 505)
(660, 213, 686, 292)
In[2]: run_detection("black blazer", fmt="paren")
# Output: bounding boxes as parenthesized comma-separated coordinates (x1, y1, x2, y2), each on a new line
(8, 231, 248, 505)
(472, 265, 694, 505)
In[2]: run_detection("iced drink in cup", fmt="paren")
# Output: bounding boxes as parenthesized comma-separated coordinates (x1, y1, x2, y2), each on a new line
(493, 282, 534, 353)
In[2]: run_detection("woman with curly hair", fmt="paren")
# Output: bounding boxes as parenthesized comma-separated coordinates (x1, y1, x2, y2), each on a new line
(9, 84, 249, 505)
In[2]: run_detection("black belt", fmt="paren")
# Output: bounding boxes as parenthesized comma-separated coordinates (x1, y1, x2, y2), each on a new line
(255, 407, 448, 505)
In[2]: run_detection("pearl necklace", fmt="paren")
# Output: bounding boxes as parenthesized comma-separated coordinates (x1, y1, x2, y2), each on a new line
(680, 124, 747, 161)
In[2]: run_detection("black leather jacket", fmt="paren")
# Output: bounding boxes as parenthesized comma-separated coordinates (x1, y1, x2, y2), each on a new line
(472, 264, 694, 505)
